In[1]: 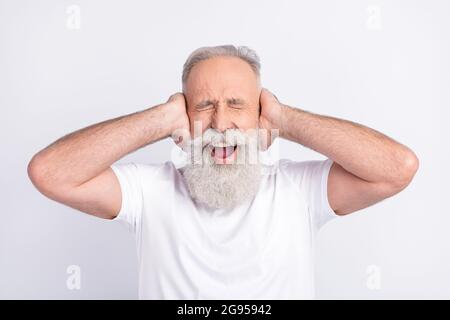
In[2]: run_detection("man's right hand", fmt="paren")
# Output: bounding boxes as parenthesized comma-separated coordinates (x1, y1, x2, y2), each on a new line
(163, 93, 190, 146)
(28, 93, 192, 220)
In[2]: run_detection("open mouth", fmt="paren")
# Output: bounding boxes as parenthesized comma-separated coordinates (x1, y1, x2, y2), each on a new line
(211, 145, 237, 161)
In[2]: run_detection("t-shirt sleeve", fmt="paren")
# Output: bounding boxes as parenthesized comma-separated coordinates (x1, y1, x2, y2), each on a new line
(110, 162, 143, 233)
(280, 158, 338, 231)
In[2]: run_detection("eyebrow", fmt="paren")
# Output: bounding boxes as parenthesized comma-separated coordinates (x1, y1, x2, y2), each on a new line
(226, 97, 246, 105)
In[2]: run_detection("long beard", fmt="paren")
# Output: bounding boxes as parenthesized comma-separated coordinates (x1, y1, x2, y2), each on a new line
(180, 130, 262, 210)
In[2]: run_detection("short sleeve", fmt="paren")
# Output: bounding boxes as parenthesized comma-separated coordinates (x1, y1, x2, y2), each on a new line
(110, 162, 143, 233)
(279, 158, 338, 231)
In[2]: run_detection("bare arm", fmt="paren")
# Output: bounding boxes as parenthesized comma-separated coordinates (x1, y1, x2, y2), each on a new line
(259, 89, 419, 215)
(27, 93, 189, 219)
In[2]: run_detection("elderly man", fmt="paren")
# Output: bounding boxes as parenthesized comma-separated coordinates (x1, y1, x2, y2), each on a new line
(27, 45, 419, 299)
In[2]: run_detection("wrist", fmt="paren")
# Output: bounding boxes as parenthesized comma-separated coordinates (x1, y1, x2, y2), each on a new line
(142, 103, 174, 139)
(279, 105, 310, 141)
(273, 103, 289, 139)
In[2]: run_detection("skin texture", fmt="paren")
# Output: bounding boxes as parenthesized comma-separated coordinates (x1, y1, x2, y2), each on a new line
(28, 56, 419, 219)
(259, 90, 419, 215)
(28, 95, 188, 219)
(184, 57, 261, 136)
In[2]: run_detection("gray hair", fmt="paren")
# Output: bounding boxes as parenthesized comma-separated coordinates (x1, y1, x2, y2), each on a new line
(182, 45, 261, 90)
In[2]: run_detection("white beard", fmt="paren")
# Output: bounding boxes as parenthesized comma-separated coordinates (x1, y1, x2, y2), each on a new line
(180, 129, 262, 210)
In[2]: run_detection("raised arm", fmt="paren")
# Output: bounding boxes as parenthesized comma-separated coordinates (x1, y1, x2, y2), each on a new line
(27, 93, 189, 219)
(259, 88, 419, 216)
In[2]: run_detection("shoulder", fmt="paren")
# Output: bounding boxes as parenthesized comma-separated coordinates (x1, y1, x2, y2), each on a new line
(136, 161, 178, 175)
(276, 158, 333, 173)
(273, 158, 334, 188)
(277, 158, 331, 171)
(111, 161, 179, 185)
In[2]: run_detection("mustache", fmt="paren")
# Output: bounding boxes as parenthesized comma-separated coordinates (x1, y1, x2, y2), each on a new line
(180, 128, 261, 166)
(184, 128, 258, 150)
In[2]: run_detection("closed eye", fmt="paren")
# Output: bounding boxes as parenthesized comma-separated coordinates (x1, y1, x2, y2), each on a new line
(196, 100, 215, 111)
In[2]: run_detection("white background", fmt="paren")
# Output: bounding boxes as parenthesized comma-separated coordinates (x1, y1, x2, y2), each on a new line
(1, 0, 449, 299)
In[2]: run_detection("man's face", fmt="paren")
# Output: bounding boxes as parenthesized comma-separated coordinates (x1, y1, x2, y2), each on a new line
(181, 56, 263, 210)
(184, 56, 261, 138)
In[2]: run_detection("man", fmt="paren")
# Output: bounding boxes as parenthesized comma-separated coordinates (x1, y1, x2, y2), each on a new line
(27, 45, 419, 299)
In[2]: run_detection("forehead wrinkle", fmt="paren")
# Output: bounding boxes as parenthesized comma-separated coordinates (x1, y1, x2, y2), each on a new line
(187, 77, 255, 105)
(188, 83, 215, 101)
(189, 84, 232, 103)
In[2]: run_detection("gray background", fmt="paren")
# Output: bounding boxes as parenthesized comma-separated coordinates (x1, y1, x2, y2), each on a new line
(1, 0, 449, 299)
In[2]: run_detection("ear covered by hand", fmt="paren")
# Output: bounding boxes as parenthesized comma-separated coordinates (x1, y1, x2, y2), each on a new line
(165, 92, 191, 147)
(258, 88, 284, 150)
(165, 89, 285, 152)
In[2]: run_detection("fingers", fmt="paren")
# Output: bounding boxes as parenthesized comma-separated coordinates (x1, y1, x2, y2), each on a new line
(167, 92, 186, 104)
(173, 127, 192, 151)
(260, 88, 279, 103)
(257, 128, 272, 151)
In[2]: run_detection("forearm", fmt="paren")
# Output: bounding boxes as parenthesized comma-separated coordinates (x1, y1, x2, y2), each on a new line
(279, 105, 419, 185)
(29, 103, 172, 188)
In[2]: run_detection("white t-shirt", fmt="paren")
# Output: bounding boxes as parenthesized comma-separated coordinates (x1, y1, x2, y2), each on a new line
(110, 158, 338, 299)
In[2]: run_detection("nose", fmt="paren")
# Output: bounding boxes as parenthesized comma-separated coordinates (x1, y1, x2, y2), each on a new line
(211, 104, 234, 133)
